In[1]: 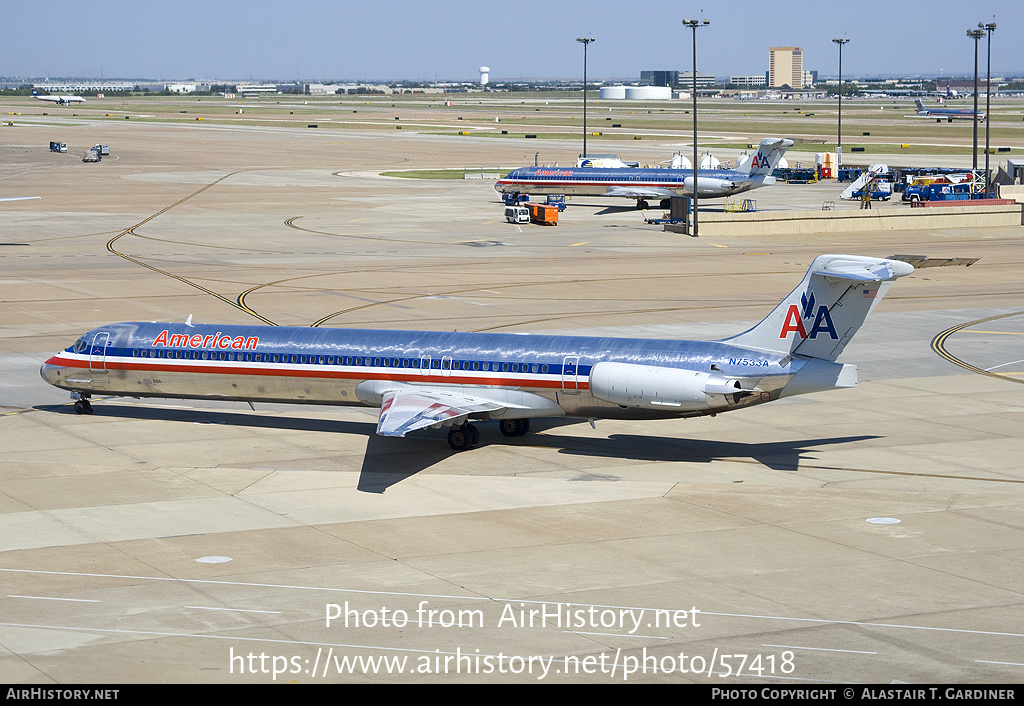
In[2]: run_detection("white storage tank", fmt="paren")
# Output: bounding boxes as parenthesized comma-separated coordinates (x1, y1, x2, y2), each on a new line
(599, 86, 626, 100)
(624, 86, 672, 100)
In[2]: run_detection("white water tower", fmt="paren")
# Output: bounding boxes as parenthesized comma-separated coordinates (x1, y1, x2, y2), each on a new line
(479, 66, 490, 85)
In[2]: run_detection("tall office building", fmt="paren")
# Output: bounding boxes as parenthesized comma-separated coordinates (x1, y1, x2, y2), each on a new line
(640, 70, 680, 87)
(769, 47, 803, 89)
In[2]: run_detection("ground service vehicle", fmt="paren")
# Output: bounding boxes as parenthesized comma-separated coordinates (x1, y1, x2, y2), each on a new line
(902, 182, 973, 203)
(504, 205, 529, 224)
(527, 202, 559, 225)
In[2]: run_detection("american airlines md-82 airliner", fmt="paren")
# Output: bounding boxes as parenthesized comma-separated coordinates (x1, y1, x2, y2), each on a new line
(913, 99, 985, 123)
(41, 255, 913, 451)
(495, 137, 793, 210)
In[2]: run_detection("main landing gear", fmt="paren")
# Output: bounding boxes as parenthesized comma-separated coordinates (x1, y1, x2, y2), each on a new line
(446, 418, 531, 451)
(498, 418, 530, 437)
(447, 423, 480, 452)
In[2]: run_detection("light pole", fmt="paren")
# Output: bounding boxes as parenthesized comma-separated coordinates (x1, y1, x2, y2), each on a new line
(832, 37, 849, 168)
(577, 37, 595, 160)
(967, 28, 985, 171)
(981, 21, 996, 196)
(683, 17, 709, 236)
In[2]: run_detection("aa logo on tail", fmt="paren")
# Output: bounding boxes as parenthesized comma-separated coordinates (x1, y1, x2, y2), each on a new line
(779, 292, 838, 340)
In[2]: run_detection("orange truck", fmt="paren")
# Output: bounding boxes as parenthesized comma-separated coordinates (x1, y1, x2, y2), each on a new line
(527, 202, 559, 225)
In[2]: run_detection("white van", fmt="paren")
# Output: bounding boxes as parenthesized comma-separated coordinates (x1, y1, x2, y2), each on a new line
(504, 205, 530, 224)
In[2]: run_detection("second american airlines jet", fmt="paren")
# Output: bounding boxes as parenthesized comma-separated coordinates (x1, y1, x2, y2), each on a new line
(913, 99, 984, 123)
(41, 255, 912, 451)
(495, 137, 793, 209)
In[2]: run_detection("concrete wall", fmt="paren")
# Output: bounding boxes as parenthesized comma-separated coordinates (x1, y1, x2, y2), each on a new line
(997, 185, 1024, 203)
(667, 203, 1023, 236)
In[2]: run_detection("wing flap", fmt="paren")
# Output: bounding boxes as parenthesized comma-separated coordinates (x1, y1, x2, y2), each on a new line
(376, 389, 504, 437)
(605, 185, 676, 199)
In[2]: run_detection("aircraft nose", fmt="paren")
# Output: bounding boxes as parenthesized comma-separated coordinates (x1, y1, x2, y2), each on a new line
(40, 359, 63, 386)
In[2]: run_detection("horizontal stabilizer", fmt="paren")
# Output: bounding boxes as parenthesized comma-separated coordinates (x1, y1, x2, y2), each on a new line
(810, 256, 914, 282)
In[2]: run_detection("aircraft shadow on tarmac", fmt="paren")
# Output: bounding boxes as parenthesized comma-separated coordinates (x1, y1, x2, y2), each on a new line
(350, 427, 880, 492)
(594, 205, 645, 215)
(571, 202, 717, 216)
(545, 431, 879, 472)
(37, 403, 878, 494)
(36, 402, 367, 434)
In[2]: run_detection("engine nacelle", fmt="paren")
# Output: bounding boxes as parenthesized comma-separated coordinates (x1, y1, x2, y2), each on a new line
(589, 362, 742, 411)
(683, 176, 740, 196)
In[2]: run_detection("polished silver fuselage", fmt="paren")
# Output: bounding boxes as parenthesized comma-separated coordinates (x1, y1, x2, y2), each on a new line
(41, 321, 796, 421)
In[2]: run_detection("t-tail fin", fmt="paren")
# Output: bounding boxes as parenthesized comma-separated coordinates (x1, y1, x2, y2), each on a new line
(722, 255, 914, 361)
(914, 99, 926, 112)
(747, 137, 794, 176)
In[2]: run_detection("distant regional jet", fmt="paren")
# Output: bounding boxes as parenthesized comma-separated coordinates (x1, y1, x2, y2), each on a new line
(913, 99, 984, 123)
(496, 137, 793, 210)
(42, 255, 913, 451)
(32, 89, 86, 106)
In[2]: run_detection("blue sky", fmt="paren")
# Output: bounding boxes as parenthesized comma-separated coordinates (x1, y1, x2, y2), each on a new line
(4, 1, 1021, 82)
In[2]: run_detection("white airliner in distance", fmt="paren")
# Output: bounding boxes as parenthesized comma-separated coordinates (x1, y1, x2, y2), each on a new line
(495, 137, 793, 209)
(32, 89, 86, 105)
(41, 255, 913, 451)
(913, 99, 984, 123)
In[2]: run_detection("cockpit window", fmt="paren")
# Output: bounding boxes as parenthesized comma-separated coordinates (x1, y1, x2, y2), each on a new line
(72, 337, 88, 353)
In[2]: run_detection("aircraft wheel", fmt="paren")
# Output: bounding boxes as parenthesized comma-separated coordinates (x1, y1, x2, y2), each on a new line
(447, 424, 476, 451)
(499, 418, 531, 437)
(659, 199, 671, 209)
(74, 399, 93, 415)
(636, 199, 649, 210)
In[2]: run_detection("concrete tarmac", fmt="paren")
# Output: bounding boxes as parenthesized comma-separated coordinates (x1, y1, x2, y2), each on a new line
(1, 101, 1023, 684)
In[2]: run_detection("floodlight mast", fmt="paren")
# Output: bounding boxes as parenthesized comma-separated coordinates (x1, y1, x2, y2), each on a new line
(967, 28, 985, 171)
(577, 37, 595, 160)
(683, 17, 709, 236)
(981, 21, 996, 196)
(832, 38, 850, 168)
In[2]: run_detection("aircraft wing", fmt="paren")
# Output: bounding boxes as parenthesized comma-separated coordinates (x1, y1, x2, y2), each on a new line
(605, 185, 678, 199)
(376, 389, 504, 437)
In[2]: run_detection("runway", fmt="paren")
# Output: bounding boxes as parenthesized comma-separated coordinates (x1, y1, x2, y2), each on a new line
(1, 96, 1023, 683)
